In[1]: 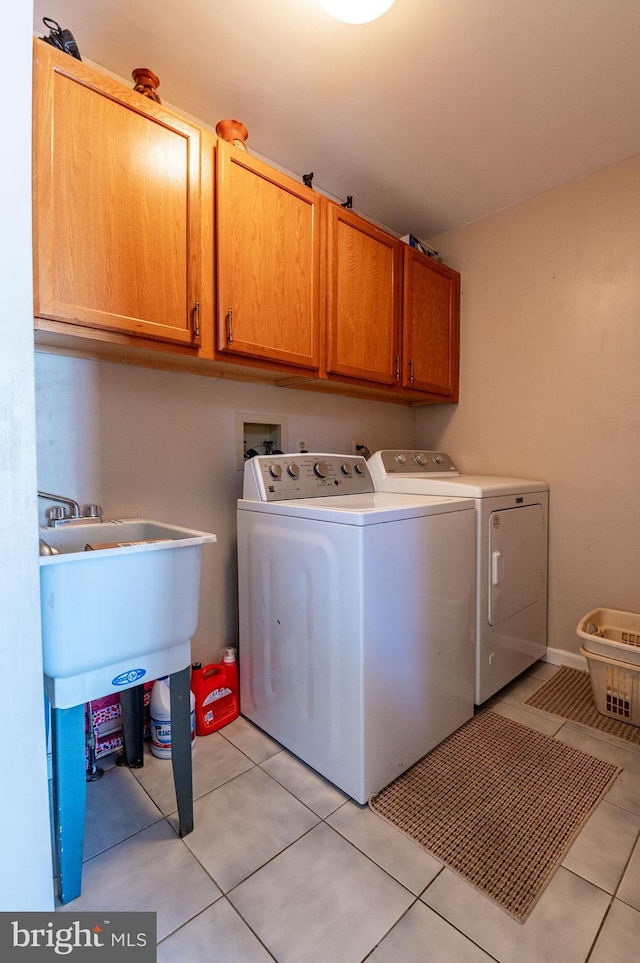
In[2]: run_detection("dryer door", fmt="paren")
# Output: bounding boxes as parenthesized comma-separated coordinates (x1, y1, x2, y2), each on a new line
(488, 504, 545, 626)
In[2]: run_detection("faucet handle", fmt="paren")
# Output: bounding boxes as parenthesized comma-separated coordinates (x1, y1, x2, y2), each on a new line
(47, 506, 65, 524)
(84, 504, 102, 519)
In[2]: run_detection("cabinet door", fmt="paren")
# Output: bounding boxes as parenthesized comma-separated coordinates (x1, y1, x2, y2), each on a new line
(33, 41, 201, 347)
(216, 141, 321, 371)
(326, 205, 401, 386)
(402, 247, 460, 399)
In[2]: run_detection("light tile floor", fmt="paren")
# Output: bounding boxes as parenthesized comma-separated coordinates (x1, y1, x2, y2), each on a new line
(59, 661, 640, 962)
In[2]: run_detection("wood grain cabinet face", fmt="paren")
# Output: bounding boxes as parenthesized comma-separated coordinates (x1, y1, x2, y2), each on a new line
(402, 247, 460, 400)
(215, 141, 321, 372)
(32, 41, 201, 347)
(31, 42, 460, 403)
(326, 205, 401, 386)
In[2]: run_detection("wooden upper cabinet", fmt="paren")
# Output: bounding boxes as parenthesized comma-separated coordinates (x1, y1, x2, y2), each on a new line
(32, 40, 202, 347)
(326, 205, 401, 386)
(215, 140, 321, 372)
(402, 247, 460, 400)
(31, 41, 461, 402)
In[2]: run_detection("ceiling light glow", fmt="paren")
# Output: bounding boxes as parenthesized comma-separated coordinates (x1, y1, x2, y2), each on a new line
(319, 1, 396, 25)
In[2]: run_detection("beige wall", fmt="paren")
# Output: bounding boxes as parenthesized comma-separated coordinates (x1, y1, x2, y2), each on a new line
(35, 354, 414, 664)
(418, 153, 640, 657)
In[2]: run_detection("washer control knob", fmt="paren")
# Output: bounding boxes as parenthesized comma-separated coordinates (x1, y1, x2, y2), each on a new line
(354, 463, 365, 475)
(414, 452, 428, 466)
(395, 453, 407, 465)
(433, 453, 444, 465)
(268, 463, 282, 479)
(314, 461, 330, 479)
(340, 463, 352, 476)
(287, 463, 300, 479)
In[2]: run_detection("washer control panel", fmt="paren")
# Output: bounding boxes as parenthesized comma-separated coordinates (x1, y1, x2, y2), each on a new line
(243, 454, 374, 501)
(369, 450, 459, 475)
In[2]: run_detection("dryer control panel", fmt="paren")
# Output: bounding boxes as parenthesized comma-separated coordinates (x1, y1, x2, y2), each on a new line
(243, 454, 374, 501)
(368, 450, 459, 475)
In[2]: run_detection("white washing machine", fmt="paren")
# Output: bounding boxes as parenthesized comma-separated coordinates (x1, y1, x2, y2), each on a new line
(368, 450, 549, 705)
(237, 453, 475, 803)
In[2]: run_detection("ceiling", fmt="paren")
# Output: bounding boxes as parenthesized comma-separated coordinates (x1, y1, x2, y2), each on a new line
(32, 0, 640, 240)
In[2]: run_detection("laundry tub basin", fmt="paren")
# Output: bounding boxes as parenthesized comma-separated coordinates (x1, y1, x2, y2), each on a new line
(39, 518, 216, 708)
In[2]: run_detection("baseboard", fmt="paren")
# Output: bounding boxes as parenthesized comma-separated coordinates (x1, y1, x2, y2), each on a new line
(543, 646, 588, 670)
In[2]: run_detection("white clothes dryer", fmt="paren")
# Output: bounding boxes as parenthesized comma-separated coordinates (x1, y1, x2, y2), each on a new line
(237, 453, 476, 803)
(368, 450, 549, 705)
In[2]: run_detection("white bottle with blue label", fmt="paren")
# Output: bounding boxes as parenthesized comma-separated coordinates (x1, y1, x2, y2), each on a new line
(150, 676, 196, 759)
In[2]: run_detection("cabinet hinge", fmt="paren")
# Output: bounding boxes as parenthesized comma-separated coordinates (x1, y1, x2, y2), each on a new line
(409, 359, 414, 384)
(226, 307, 233, 343)
(192, 300, 200, 342)
(394, 356, 400, 381)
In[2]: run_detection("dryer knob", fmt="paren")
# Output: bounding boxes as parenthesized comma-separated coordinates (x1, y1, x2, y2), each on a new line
(287, 463, 300, 479)
(433, 453, 444, 465)
(414, 452, 428, 466)
(354, 463, 364, 475)
(314, 461, 329, 479)
(395, 453, 406, 465)
(340, 463, 352, 476)
(269, 463, 282, 479)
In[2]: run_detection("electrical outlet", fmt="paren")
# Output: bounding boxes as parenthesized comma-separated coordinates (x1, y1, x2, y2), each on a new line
(297, 438, 308, 453)
(353, 440, 366, 456)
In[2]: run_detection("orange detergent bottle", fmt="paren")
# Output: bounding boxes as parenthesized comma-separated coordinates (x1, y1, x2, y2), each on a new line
(191, 648, 240, 736)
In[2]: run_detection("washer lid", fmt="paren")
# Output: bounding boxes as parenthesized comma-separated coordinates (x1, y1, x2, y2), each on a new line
(237, 491, 475, 524)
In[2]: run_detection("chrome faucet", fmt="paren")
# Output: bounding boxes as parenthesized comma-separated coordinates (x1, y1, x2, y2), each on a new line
(38, 491, 103, 527)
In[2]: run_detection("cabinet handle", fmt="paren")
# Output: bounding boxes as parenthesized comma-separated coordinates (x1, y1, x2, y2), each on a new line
(409, 359, 414, 384)
(226, 307, 233, 343)
(192, 300, 200, 341)
(395, 356, 400, 381)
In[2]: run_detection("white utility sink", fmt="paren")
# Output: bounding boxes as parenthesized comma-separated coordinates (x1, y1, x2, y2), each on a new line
(39, 518, 217, 708)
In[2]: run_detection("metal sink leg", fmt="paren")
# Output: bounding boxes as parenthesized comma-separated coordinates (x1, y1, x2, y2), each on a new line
(119, 684, 145, 768)
(51, 665, 193, 904)
(51, 704, 86, 904)
(169, 665, 194, 837)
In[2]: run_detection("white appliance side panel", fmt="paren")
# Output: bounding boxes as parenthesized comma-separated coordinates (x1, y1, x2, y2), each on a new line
(488, 503, 545, 626)
(361, 510, 475, 796)
(237, 512, 365, 797)
(237, 507, 476, 802)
